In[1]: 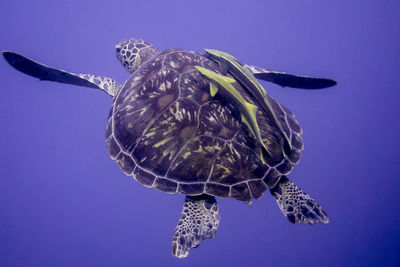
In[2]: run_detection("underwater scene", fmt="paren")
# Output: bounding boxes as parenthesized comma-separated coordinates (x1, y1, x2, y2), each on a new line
(1, 0, 399, 266)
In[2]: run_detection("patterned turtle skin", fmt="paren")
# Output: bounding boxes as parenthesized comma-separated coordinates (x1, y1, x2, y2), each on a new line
(105, 48, 303, 204)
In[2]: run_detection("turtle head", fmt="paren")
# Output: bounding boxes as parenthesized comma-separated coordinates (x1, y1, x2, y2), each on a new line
(115, 38, 159, 74)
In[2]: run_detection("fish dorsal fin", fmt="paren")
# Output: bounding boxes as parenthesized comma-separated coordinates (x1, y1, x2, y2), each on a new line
(244, 101, 258, 114)
(209, 82, 219, 97)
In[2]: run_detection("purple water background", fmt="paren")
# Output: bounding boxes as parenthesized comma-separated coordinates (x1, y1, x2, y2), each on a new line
(1, 0, 399, 266)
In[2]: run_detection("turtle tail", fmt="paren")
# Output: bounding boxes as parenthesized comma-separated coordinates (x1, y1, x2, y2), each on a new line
(270, 176, 329, 225)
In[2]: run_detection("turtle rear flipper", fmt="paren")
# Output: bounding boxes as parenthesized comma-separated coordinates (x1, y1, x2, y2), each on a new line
(172, 195, 220, 258)
(270, 176, 329, 225)
(2, 51, 121, 97)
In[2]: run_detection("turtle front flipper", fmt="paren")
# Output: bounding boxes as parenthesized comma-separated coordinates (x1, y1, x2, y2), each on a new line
(244, 64, 337, 89)
(2, 51, 121, 97)
(270, 176, 329, 225)
(172, 195, 220, 258)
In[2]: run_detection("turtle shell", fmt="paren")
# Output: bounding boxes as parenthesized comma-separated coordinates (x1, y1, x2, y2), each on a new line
(105, 49, 303, 203)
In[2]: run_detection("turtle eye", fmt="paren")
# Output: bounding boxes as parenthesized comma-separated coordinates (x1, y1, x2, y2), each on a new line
(116, 47, 121, 53)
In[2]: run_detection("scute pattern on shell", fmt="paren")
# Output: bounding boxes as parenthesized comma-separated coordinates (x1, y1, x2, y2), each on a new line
(105, 49, 304, 203)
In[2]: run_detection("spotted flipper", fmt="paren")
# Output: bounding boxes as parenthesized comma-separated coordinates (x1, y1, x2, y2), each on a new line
(270, 176, 329, 225)
(244, 64, 337, 89)
(2, 51, 121, 97)
(171, 195, 220, 258)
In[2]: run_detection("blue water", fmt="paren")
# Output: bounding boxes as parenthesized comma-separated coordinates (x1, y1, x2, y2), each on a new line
(1, 0, 399, 266)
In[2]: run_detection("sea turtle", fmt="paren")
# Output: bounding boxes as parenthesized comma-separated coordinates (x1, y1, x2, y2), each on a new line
(2, 38, 336, 258)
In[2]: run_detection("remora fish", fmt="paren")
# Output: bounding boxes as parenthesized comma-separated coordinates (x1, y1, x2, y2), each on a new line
(204, 49, 292, 156)
(195, 66, 270, 163)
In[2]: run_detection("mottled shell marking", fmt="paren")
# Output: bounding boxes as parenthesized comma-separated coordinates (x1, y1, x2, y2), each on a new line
(105, 49, 304, 203)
